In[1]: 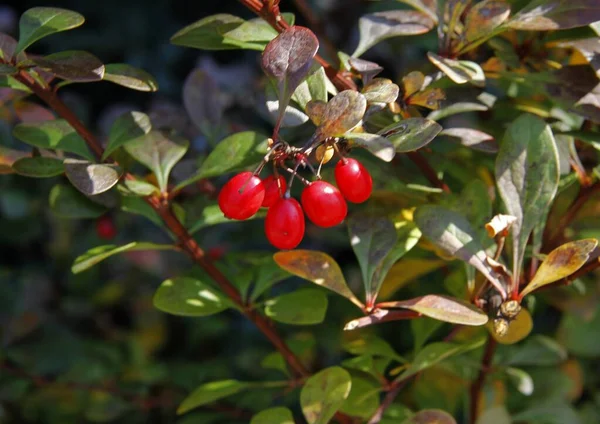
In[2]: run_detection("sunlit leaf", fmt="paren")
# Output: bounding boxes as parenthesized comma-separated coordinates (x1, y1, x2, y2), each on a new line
(380, 295, 488, 325)
(187, 204, 266, 234)
(300, 367, 352, 424)
(440, 128, 497, 154)
(49, 183, 106, 218)
(315, 90, 367, 138)
(273, 250, 363, 308)
(402, 409, 457, 424)
(349, 57, 383, 85)
(362, 78, 400, 104)
(250, 407, 294, 424)
(64, 159, 121, 196)
(490, 309, 533, 344)
(345, 133, 395, 162)
(124, 131, 188, 192)
(13, 119, 93, 160)
(495, 114, 559, 282)
(475, 406, 511, 424)
(408, 88, 445, 110)
(177, 380, 248, 414)
(396, 0, 438, 22)
(32, 50, 104, 82)
(16, 7, 85, 53)
(508, 0, 600, 31)
(12, 156, 64, 178)
(402, 71, 425, 97)
(520, 239, 597, 298)
(353, 10, 435, 57)
(72, 242, 175, 273)
(378, 118, 442, 152)
(154, 277, 231, 317)
(428, 53, 485, 86)
(464, 0, 511, 43)
(306, 100, 327, 126)
(292, 65, 328, 109)
(103, 63, 158, 92)
(104, 111, 152, 160)
(170, 14, 245, 50)
(265, 288, 328, 325)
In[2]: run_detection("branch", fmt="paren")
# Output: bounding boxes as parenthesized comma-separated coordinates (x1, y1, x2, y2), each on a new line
(367, 380, 409, 424)
(405, 151, 451, 193)
(469, 336, 497, 424)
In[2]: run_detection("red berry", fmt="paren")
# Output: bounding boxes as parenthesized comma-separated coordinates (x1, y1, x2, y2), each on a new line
(96, 215, 117, 240)
(262, 175, 287, 208)
(265, 198, 305, 250)
(335, 158, 373, 203)
(218, 172, 265, 220)
(301, 181, 347, 227)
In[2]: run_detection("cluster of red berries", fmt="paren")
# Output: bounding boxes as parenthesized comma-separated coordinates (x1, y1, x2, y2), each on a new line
(217, 158, 373, 250)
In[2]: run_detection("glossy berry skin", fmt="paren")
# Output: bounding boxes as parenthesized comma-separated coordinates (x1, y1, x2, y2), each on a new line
(262, 175, 287, 208)
(218, 172, 265, 220)
(335, 158, 373, 203)
(265, 198, 305, 250)
(301, 181, 347, 227)
(96, 215, 117, 240)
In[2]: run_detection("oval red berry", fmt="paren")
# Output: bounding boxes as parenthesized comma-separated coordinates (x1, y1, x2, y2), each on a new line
(96, 215, 117, 240)
(218, 172, 265, 220)
(335, 158, 373, 203)
(262, 175, 287, 208)
(265, 198, 305, 250)
(301, 181, 347, 228)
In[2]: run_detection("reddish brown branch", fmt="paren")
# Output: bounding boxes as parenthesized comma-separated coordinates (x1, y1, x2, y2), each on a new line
(404, 152, 451, 193)
(469, 336, 497, 424)
(367, 379, 409, 424)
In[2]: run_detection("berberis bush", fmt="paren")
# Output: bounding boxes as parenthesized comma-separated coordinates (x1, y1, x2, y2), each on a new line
(2, 0, 600, 423)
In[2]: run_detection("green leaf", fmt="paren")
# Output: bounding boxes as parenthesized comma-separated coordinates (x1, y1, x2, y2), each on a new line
(348, 215, 398, 297)
(124, 131, 188, 192)
(495, 114, 560, 283)
(380, 295, 488, 325)
(292, 65, 327, 109)
(559, 307, 600, 357)
(12, 156, 64, 177)
(262, 26, 319, 121)
(402, 409, 457, 424)
(250, 407, 294, 424)
(49, 183, 106, 218)
(16, 7, 85, 53)
(343, 333, 405, 362)
(353, 10, 435, 57)
(427, 52, 485, 86)
(170, 14, 245, 50)
(464, 0, 511, 43)
(64, 159, 121, 196)
(339, 375, 380, 418)
(273, 250, 363, 308)
(397, 337, 485, 381)
(187, 204, 266, 234)
(72, 242, 175, 273)
(120, 196, 162, 227)
(176, 131, 268, 190)
(378, 118, 442, 152)
(104, 111, 152, 160)
(300, 367, 352, 424)
(222, 17, 278, 50)
(177, 380, 249, 414)
(0, 64, 17, 75)
(345, 133, 396, 162)
(13, 119, 93, 160)
(265, 288, 328, 325)
(315, 90, 367, 139)
(154, 277, 230, 317)
(120, 179, 159, 197)
(0, 75, 30, 91)
(508, 0, 600, 31)
(520, 239, 597, 298)
(103, 63, 158, 92)
(502, 335, 567, 366)
(475, 406, 511, 424)
(32, 50, 104, 82)
(414, 205, 506, 296)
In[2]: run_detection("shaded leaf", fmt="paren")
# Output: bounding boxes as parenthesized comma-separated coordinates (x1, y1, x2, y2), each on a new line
(300, 367, 352, 424)
(440, 128, 497, 153)
(103, 63, 158, 92)
(0, 33, 17, 61)
(414, 205, 506, 297)
(378, 118, 442, 152)
(183, 69, 222, 134)
(353, 11, 435, 57)
(428, 52, 485, 86)
(315, 90, 367, 138)
(49, 183, 106, 218)
(273, 250, 363, 308)
(343, 333, 405, 362)
(250, 407, 294, 424)
(178, 380, 248, 414)
(0, 64, 17, 75)
(176, 131, 268, 190)
(120, 179, 159, 197)
(170, 14, 245, 50)
(124, 131, 189, 192)
(397, 0, 438, 22)
(16, 7, 84, 53)
(32, 50, 104, 82)
(508, 0, 600, 31)
(13, 119, 93, 160)
(339, 375, 380, 418)
(349, 57, 383, 85)
(154, 277, 230, 317)
(464, 0, 511, 43)
(104, 111, 152, 160)
(345, 133, 395, 162)
(188, 204, 266, 234)
(495, 114, 559, 282)
(503, 335, 567, 366)
(362, 78, 400, 104)
(520, 239, 597, 298)
(72, 242, 175, 273)
(265, 288, 328, 325)
(0, 75, 30, 91)
(402, 409, 457, 424)
(292, 65, 327, 109)
(379, 258, 445, 300)
(558, 307, 600, 357)
(262, 26, 319, 117)
(380, 294, 488, 325)
(64, 159, 121, 195)
(12, 156, 64, 178)
(490, 309, 533, 344)
(475, 406, 511, 424)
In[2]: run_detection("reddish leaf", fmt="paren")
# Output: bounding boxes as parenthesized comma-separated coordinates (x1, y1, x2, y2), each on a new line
(32, 50, 105, 82)
(379, 295, 488, 325)
(315, 90, 367, 138)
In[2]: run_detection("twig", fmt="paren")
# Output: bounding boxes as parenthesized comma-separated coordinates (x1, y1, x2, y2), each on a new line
(405, 152, 451, 193)
(367, 380, 409, 424)
(469, 336, 497, 424)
